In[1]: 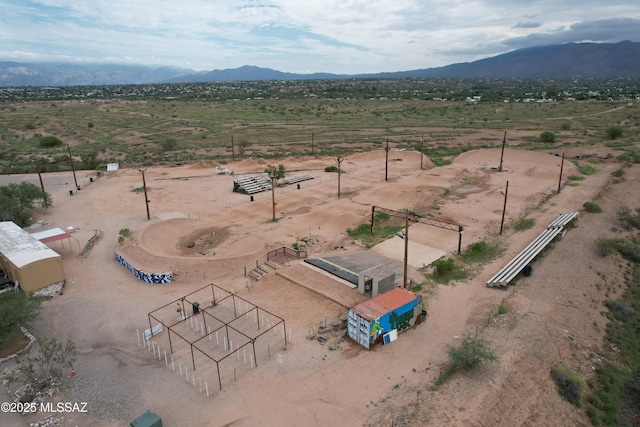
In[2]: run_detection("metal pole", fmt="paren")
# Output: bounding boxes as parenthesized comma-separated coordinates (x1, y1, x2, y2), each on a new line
(370, 206, 375, 234)
(499, 131, 506, 172)
(557, 153, 565, 193)
(67, 144, 78, 189)
(385, 138, 390, 181)
(33, 161, 48, 208)
(191, 343, 196, 371)
(140, 168, 150, 220)
(499, 180, 509, 235)
(283, 319, 288, 345)
(458, 227, 463, 255)
(404, 209, 409, 288)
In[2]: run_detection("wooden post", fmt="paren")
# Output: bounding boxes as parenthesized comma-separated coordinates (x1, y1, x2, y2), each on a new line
(420, 135, 424, 170)
(33, 160, 47, 208)
(311, 133, 314, 156)
(404, 209, 409, 288)
(557, 153, 565, 193)
(67, 144, 78, 189)
(370, 206, 376, 234)
(336, 156, 344, 198)
(140, 168, 150, 220)
(500, 180, 509, 235)
(499, 131, 506, 172)
(385, 138, 390, 181)
(231, 135, 235, 161)
(271, 177, 276, 220)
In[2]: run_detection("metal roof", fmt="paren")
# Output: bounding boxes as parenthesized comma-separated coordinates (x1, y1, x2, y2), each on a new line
(30, 227, 71, 244)
(0, 221, 61, 269)
(351, 287, 419, 321)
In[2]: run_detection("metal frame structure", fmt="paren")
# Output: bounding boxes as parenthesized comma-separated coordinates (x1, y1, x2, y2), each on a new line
(147, 283, 287, 390)
(370, 206, 464, 254)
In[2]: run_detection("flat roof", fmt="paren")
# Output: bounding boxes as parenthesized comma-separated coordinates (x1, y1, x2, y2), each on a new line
(351, 288, 419, 321)
(0, 221, 61, 268)
(30, 227, 71, 244)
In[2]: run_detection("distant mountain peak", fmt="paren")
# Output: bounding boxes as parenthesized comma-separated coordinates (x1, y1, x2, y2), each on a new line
(1, 41, 639, 87)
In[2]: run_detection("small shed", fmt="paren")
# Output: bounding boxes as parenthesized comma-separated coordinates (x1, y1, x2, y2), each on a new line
(0, 221, 65, 292)
(347, 287, 424, 350)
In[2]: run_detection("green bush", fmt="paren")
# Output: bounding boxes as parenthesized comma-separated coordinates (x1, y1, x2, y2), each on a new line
(617, 206, 640, 230)
(431, 157, 451, 167)
(606, 126, 623, 140)
(551, 363, 586, 407)
(39, 136, 63, 147)
(596, 237, 640, 262)
(540, 131, 556, 143)
(446, 335, 498, 370)
(578, 163, 597, 175)
(324, 165, 339, 172)
(512, 217, 535, 232)
(432, 257, 456, 276)
(462, 240, 503, 264)
(583, 202, 602, 213)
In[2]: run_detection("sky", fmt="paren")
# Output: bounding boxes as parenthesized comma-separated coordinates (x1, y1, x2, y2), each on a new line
(1, 0, 640, 74)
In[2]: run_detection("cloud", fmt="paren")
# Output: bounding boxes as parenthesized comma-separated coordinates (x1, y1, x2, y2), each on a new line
(1, 1, 639, 73)
(503, 18, 640, 49)
(513, 21, 542, 29)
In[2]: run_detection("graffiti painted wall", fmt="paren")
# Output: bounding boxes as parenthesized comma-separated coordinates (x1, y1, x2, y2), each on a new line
(115, 252, 173, 284)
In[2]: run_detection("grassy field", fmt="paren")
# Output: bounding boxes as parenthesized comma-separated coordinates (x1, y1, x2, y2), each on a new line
(0, 96, 638, 174)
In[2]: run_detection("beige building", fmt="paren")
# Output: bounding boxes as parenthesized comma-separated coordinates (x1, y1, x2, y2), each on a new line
(0, 221, 65, 292)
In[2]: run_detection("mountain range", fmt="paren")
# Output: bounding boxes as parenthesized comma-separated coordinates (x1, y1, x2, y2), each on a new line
(1, 41, 639, 87)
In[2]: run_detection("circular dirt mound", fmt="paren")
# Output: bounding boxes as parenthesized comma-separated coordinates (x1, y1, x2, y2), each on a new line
(136, 218, 230, 257)
(177, 226, 230, 256)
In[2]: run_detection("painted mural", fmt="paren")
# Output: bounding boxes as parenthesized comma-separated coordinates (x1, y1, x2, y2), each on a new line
(115, 252, 173, 284)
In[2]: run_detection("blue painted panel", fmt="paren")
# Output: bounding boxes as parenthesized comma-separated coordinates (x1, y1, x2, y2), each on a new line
(115, 252, 173, 284)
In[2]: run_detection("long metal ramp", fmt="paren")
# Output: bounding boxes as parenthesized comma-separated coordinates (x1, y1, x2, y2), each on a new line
(486, 212, 578, 288)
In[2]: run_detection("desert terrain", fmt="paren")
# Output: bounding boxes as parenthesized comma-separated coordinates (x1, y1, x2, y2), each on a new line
(0, 145, 636, 427)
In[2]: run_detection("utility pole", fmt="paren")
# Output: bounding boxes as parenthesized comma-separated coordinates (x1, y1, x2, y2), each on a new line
(499, 180, 509, 235)
(140, 168, 150, 220)
(33, 160, 48, 208)
(311, 133, 314, 156)
(498, 131, 506, 172)
(385, 138, 390, 181)
(231, 135, 235, 161)
(67, 144, 78, 189)
(557, 153, 565, 194)
(420, 135, 424, 170)
(336, 155, 344, 198)
(404, 209, 410, 288)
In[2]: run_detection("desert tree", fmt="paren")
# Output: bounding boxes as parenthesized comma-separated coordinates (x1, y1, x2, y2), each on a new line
(0, 291, 42, 346)
(0, 182, 52, 226)
(265, 164, 286, 221)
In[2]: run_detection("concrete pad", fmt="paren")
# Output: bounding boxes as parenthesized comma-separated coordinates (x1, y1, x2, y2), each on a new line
(370, 236, 446, 268)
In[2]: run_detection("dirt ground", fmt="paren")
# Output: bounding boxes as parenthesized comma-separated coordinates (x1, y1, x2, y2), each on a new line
(0, 146, 636, 426)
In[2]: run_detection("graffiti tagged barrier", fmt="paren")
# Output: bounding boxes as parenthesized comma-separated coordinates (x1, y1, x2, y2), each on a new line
(115, 252, 173, 284)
